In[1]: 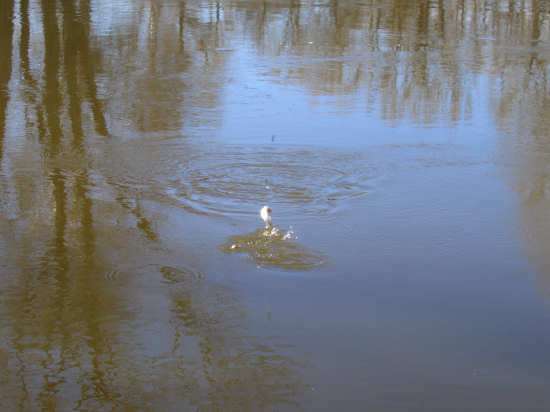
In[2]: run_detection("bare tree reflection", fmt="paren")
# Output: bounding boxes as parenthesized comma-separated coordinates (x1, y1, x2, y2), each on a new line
(0, 0, 14, 162)
(230, 0, 481, 122)
(156, 265, 306, 410)
(20, 0, 46, 140)
(3, 0, 550, 409)
(489, 1, 550, 295)
(0, 0, 305, 410)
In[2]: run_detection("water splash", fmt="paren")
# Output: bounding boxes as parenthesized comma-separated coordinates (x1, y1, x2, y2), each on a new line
(221, 226, 324, 271)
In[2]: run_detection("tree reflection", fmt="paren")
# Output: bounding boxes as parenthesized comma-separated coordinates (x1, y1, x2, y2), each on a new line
(229, 0, 496, 122)
(0, 0, 14, 162)
(0, 0, 305, 410)
(3, 0, 550, 409)
(488, 1, 550, 294)
(158, 265, 306, 410)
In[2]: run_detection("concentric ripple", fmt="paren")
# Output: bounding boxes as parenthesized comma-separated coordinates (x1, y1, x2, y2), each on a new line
(169, 147, 375, 217)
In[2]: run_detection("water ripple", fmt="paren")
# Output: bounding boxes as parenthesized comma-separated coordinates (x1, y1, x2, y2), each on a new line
(169, 147, 375, 218)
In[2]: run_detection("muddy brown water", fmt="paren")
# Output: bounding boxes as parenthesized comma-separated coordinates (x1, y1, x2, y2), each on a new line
(1, 0, 550, 410)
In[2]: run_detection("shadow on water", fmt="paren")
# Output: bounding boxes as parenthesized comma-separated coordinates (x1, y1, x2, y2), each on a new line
(221, 227, 326, 270)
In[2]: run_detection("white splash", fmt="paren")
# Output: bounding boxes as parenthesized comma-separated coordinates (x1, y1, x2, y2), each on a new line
(260, 205, 272, 228)
(259, 206, 296, 240)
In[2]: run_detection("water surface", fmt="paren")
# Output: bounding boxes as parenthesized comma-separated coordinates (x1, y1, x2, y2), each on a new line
(1, 0, 550, 410)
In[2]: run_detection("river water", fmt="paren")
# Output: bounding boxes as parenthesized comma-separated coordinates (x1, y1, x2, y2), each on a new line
(1, 0, 550, 410)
